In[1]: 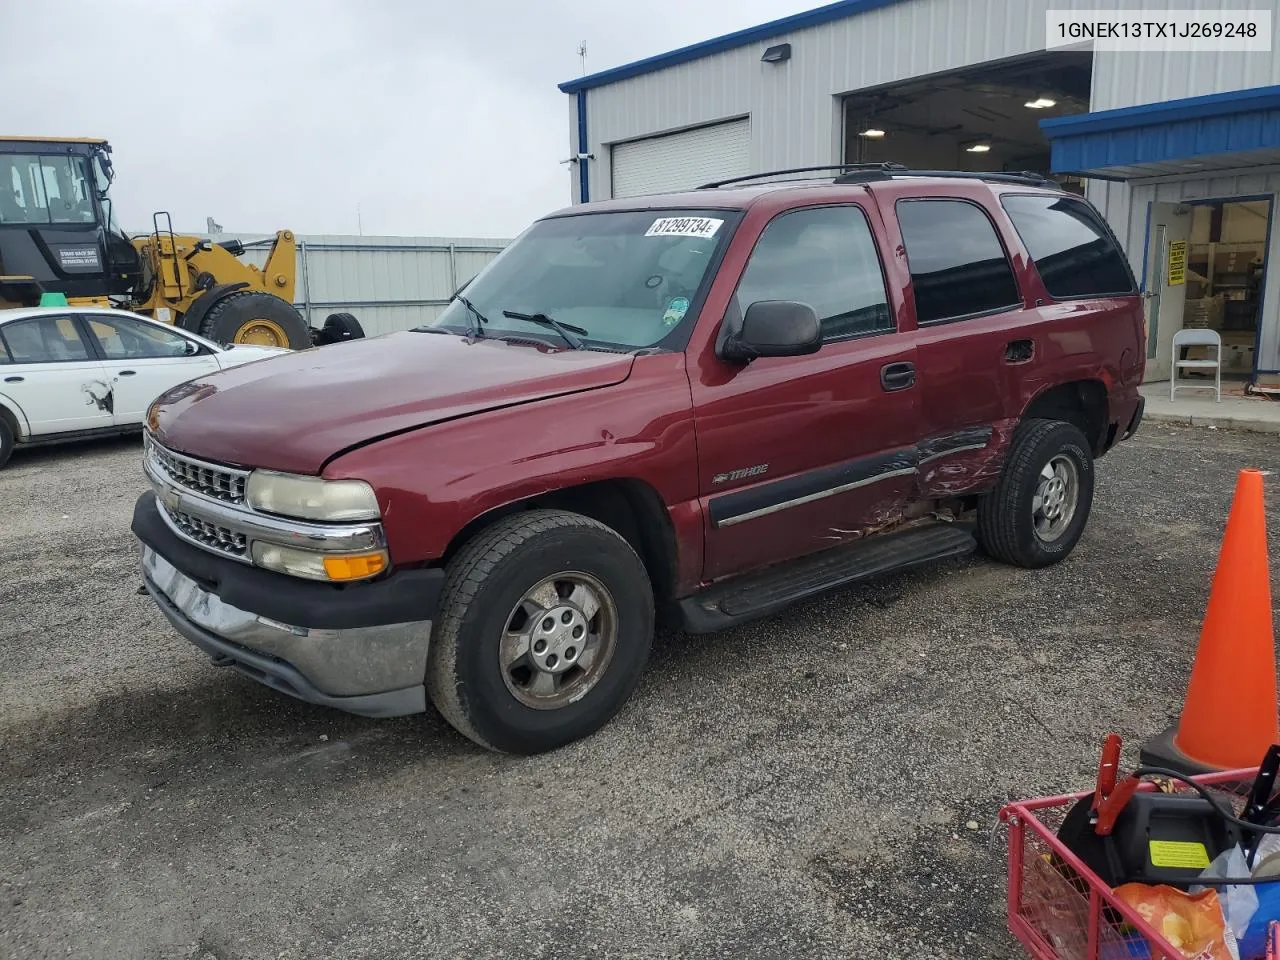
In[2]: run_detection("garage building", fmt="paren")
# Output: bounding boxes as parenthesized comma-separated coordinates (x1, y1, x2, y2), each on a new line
(559, 0, 1280, 388)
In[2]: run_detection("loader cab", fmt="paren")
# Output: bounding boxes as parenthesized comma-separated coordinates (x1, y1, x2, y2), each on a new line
(0, 138, 141, 307)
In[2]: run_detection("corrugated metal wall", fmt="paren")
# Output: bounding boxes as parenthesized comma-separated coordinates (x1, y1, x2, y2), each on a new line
(1090, 0, 1280, 111)
(223, 233, 509, 338)
(574, 0, 1119, 202)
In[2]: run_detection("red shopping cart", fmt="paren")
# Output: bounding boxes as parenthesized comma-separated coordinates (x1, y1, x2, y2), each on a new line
(999, 768, 1260, 959)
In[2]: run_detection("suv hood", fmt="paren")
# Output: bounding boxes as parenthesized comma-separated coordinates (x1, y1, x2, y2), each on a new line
(151, 331, 636, 474)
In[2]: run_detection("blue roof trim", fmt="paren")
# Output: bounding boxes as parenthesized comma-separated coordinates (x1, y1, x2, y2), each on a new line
(558, 0, 907, 93)
(1041, 86, 1280, 175)
(1041, 84, 1280, 136)
(576, 90, 590, 203)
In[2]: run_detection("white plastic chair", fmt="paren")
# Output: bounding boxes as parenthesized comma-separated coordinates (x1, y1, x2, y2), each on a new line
(1171, 328, 1222, 402)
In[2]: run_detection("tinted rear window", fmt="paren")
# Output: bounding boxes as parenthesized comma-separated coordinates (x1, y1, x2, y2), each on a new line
(1001, 194, 1135, 299)
(896, 199, 1021, 324)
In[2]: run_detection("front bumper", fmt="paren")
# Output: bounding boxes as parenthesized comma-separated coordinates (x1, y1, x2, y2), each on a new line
(134, 492, 442, 718)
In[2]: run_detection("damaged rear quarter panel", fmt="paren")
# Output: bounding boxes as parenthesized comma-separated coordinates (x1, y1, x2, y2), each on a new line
(916, 419, 1015, 499)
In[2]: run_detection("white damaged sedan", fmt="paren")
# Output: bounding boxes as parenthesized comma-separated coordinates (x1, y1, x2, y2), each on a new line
(0, 306, 288, 468)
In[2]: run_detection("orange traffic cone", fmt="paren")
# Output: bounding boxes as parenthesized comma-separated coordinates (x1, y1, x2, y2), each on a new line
(1140, 468, 1280, 773)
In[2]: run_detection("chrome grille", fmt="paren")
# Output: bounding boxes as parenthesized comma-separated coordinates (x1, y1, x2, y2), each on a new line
(147, 435, 248, 504)
(164, 504, 249, 559)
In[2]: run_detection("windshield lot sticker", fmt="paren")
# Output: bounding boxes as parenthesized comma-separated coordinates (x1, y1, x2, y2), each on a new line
(662, 297, 690, 327)
(645, 217, 724, 239)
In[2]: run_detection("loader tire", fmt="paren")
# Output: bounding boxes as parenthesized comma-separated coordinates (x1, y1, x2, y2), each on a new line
(322, 312, 365, 342)
(198, 291, 310, 349)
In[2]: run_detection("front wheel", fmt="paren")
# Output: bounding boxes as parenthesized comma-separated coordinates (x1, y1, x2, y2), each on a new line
(976, 418, 1095, 568)
(425, 510, 654, 754)
(198, 291, 311, 349)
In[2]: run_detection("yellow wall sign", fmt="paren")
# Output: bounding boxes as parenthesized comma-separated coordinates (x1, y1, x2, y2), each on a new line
(1168, 240, 1187, 286)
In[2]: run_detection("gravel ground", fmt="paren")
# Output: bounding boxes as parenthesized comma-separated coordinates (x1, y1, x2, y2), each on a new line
(2, 424, 1279, 960)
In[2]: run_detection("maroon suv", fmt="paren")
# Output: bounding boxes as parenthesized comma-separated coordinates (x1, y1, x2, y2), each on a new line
(133, 166, 1146, 753)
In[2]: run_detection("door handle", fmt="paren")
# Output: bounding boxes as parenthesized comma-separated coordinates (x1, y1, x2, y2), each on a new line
(116, 370, 137, 377)
(3, 376, 22, 383)
(880, 361, 916, 392)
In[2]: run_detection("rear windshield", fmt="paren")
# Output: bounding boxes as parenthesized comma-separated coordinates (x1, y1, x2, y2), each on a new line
(1000, 194, 1136, 299)
(420, 209, 737, 350)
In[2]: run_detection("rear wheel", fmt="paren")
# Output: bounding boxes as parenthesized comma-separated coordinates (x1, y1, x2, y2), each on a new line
(198, 291, 310, 349)
(0, 415, 13, 470)
(425, 509, 654, 754)
(976, 418, 1095, 568)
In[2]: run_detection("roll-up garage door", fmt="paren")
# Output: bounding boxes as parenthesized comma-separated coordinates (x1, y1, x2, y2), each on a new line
(611, 119, 750, 199)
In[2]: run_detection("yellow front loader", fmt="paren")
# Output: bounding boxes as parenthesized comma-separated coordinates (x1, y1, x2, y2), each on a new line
(0, 137, 363, 348)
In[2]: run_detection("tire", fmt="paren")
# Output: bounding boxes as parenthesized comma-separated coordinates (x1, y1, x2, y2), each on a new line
(426, 509, 654, 754)
(322, 312, 365, 342)
(197, 291, 310, 349)
(0, 414, 13, 470)
(976, 418, 1095, 569)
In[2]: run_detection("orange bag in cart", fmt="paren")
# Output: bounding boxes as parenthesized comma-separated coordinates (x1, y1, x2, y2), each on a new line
(1113, 884, 1236, 960)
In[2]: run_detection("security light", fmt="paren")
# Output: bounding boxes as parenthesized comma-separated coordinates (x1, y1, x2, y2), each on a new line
(761, 43, 792, 64)
(859, 128, 886, 138)
(1024, 96, 1057, 109)
(965, 143, 992, 153)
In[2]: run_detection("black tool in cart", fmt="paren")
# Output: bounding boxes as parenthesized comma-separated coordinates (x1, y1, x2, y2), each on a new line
(1055, 736, 1280, 888)
(1058, 734, 1240, 887)
(1240, 744, 1280, 868)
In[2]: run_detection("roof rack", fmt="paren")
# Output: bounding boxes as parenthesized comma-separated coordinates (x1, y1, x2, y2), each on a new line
(698, 162, 1062, 191)
(697, 163, 902, 189)
(835, 167, 1062, 189)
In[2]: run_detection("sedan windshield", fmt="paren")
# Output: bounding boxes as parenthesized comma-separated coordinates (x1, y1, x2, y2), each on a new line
(420, 209, 737, 350)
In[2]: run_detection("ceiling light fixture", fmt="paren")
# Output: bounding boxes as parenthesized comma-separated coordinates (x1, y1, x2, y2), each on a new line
(965, 142, 992, 153)
(859, 128, 886, 138)
(1024, 96, 1057, 109)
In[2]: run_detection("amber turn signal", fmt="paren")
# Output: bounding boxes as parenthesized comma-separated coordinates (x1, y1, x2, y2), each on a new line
(322, 552, 388, 581)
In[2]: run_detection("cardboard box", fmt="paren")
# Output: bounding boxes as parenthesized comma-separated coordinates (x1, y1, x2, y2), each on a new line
(1212, 246, 1265, 275)
(1183, 296, 1225, 329)
(1223, 343, 1255, 373)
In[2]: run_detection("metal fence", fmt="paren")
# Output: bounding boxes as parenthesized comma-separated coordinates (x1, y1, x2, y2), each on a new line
(220, 233, 510, 338)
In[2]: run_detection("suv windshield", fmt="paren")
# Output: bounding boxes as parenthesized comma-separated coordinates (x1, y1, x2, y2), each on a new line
(421, 209, 737, 350)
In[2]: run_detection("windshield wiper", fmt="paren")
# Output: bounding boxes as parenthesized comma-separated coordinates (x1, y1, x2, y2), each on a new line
(454, 294, 491, 338)
(501, 310, 587, 350)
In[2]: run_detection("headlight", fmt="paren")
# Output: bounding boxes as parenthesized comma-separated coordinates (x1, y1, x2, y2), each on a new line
(245, 470, 380, 522)
(252, 542, 388, 582)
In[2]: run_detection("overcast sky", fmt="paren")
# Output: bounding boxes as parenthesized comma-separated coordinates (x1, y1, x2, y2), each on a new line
(1, 0, 814, 239)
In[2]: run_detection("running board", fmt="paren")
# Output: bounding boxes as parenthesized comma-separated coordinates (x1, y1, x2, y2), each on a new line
(676, 524, 976, 633)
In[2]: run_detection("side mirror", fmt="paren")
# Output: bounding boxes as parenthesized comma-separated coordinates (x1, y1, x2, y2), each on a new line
(721, 300, 822, 363)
